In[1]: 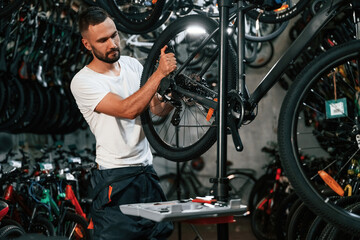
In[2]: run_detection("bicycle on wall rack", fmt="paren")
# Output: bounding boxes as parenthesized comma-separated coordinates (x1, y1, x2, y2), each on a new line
(139, 0, 360, 235)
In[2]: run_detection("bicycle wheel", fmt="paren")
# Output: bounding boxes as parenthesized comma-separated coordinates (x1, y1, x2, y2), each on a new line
(278, 40, 360, 234)
(250, 196, 277, 240)
(29, 216, 55, 236)
(248, 174, 274, 212)
(274, 191, 298, 240)
(107, 0, 166, 33)
(0, 224, 25, 239)
(159, 173, 191, 200)
(286, 202, 317, 240)
(0, 0, 24, 18)
(247, 41, 274, 68)
(0, 79, 4, 110)
(246, 0, 311, 23)
(58, 212, 92, 240)
(227, 171, 256, 206)
(0, 76, 25, 131)
(140, 14, 237, 161)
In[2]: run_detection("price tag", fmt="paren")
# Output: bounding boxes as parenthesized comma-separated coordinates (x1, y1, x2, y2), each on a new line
(325, 98, 348, 119)
(9, 160, 22, 168)
(68, 157, 81, 164)
(66, 173, 76, 181)
(39, 162, 54, 170)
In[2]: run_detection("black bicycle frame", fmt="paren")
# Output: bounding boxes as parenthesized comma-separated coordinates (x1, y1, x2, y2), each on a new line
(247, 0, 346, 109)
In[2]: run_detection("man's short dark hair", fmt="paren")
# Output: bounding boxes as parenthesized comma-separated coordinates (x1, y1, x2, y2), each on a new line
(78, 6, 111, 34)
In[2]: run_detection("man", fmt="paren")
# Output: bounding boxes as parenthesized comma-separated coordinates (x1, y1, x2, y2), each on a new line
(71, 6, 176, 240)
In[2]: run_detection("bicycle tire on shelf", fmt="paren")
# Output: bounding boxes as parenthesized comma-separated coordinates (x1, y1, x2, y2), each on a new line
(247, 41, 274, 68)
(0, 80, 5, 114)
(0, 76, 25, 131)
(140, 14, 236, 161)
(106, 0, 166, 33)
(7, 80, 36, 132)
(278, 40, 360, 234)
(0, 0, 24, 19)
(246, 0, 312, 23)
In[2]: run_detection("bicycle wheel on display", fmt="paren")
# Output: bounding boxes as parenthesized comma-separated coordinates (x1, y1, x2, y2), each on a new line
(0, 0, 24, 18)
(246, 0, 311, 23)
(278, 40, 360, 235)
(247, 41, 274, 68)
(0, 80, 5, 114)
(250, 196, 277, 240)
(227, 171, 256, 206)
(106, 0, 166, 33)
(286, 202, 317, 240)
(58, 212, 92, 240)
(159, 173, 191, 200)
(140, 14, 237, 161)
(29, 216, 56, 236)
(0, 76, 25, 131)
(0, 224, 25, 239)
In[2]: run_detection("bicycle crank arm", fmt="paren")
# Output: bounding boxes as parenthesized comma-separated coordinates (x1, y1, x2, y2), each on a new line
(172, 85, 218, 109)
(228, 115, 244, 152)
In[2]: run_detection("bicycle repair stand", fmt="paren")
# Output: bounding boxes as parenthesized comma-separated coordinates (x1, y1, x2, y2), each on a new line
(120, 1, 247, 239)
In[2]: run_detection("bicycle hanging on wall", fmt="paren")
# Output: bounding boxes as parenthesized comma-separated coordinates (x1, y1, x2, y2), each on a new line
(139, 0, 360, 235)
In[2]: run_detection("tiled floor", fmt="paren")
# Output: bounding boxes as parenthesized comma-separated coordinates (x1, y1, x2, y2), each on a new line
(169, 216, 257, 240)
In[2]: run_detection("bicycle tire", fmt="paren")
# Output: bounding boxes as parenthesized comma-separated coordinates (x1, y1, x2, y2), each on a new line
(247, 41, 274, 68)
(58, 212, 92, 240)
(0, 76, 25, 131)
(305, 215, 327, 240)
(246, 0, 312, 23)
(244, 20, 289, 42)
(29, 215, 55, 236)
(278, 40, 360, 234)
(227, 171, 256, 206)
(327, 202, 360, 239)
(0, 224, 25, 239)
(286, 202, 317, 240)
(248, 174, 274, 212)
(14, 82, 45, 133)
(274, 191, 298, 240)
(0, 0, 24, 19)
(107, 0, 166, 33)
(159, 173, 191, 200)
(0, 80, 5, 114)
(140, 14, 237, 161)
(8, 80, 35, 132)
(250, 196, 277, 240)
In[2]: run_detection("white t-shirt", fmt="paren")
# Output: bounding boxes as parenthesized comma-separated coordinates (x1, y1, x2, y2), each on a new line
(70, 56, 152, 169)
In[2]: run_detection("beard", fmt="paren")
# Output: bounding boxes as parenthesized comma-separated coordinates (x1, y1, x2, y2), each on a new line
(92, 46, 121, 64)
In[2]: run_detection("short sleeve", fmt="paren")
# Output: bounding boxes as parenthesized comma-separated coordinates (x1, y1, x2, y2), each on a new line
(120, 56, 143, 92)
(70, 69, 110, 112)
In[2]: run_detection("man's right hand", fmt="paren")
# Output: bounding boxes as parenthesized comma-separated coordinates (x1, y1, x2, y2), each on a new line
(156, 45, 177, 78)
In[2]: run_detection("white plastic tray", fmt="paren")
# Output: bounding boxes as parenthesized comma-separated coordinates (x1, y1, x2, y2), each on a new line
(120, 199, 248, 222)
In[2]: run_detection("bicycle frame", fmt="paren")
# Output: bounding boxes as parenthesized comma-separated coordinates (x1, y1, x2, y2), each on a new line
(64, 184, 87, 221)
(172, 0, 350, 149)
(245, 0, 346, 108)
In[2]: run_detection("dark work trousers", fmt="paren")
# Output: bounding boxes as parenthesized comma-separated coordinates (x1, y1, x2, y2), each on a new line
(90, 165, 173, 240)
